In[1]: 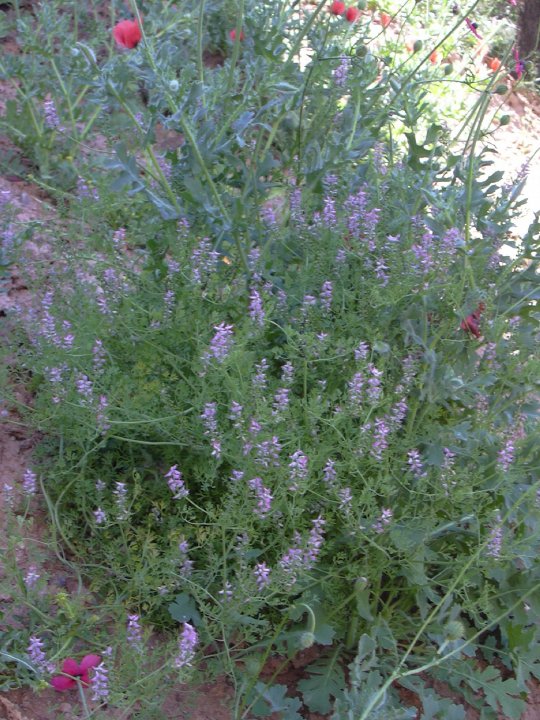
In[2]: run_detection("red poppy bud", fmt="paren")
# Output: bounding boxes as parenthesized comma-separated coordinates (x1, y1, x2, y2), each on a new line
(330, 0, 346, 14)
(113, 19, 142, 49)
(345, 6, 360, 22)
(229, 28, 245, 41)
(380, 11, 391, 27)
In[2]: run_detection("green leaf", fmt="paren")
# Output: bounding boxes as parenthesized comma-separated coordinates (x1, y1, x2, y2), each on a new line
(251, 683, 303, 720)
(419, 689, 466, 719)
(298, 656, 345, 713)
(467, 666, 526, 718)
(168, 592, 201, 625)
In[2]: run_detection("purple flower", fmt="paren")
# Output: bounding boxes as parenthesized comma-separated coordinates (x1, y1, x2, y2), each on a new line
(114, 482, 128, 520)
(229, 469, 244, 483)
(411, 231, 434, 273)
(255, 436, 282, 467)
(354, 341, 369, 361)
(374, 258, 389, 286)
(301, 295, 317, 315)
(281, 361, 294, 385)
(487, 515, 503, 558)
(91, 660, 109, 703)
(127, 614, 143, 650)
(96, 395, 110, 434)
(333, 56, 350, 86)
(22, 468, 37, 496)
(75, 374, 93, 400)
(323, 459, 337, 485)
(320, 281, 333, 312)
(345, 187, 369, 237)
(272, 387, 290, 416)
(389, 398, 408, 429)
(229, 401, 243, 428)
(203, 323, 234, 364)
(218, 581, 233, 602)
(93, 339, 106, 374)
(27, 636, 49, 673)
(366, 364, 383, 403)
(201, 402, 218, 435)
(407, 449, 426, 478)
(191, 238, 219, 284)
(304, 515, 325, 568)
(24, 567, 40, 590)
(497, 439, 514, 472)
(165, 465, 189, 499)
(348, 372, 364, 407)
(248, 287, 265, 326)
(178, 540, 194, 577)
(323, 196, 337, 226)
(252, 358, 269, 390)
(249, 477, 273, 518)
(288, 450, 309, 491)
(94, 507, 107, 524)
(335, 248, 347, 265)
(338, 487, 352, 512)
(371, 418, 390, 460)
(112, 227, 126, 247)
(373, 507, 393, 533)
(174, 623, 198, 669)
(254, 562, 271, 590)
(43, 99, 62, 130)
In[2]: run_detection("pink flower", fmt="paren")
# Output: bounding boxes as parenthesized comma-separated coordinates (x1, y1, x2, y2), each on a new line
(513, 47, 525, 79)
(50, 655, 101, 691)
(465, 17, 482, 39)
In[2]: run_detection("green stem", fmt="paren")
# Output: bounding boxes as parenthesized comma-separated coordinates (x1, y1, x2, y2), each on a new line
(226, 0, 245, 94)
(77, 679, 92, 719)
(197, 0, 206, 92)
(50, 56, 78, 139)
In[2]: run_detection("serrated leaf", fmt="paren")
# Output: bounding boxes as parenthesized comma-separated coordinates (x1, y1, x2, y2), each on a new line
(298, 656, 345, 713)
(467, 666, 526, 718)
(419, 689, 466, 720)
(251, 683, 302, 720)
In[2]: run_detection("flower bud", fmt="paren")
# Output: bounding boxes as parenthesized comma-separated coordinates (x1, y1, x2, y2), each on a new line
(298, 632, 315, 649)
(169, 79, 179, 92)
(413, 40, 423, 53)
(494, 84, 508, 95)
(444, 62, 453, 75)
(445, 620, 465, 641)
(499, 114, 510, 126)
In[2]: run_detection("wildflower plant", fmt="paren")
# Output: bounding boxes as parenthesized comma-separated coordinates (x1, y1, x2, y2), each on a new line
(1, 0, 539, 717)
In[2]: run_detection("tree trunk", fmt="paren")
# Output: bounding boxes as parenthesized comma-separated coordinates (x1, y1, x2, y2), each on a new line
(518, 0, 540, 78)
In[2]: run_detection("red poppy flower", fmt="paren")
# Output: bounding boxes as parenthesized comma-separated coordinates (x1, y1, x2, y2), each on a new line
(50, 655, 101, 691)
(113, 19, 142, 49)
(345, 6, 360, 22)
(229, 28, 245, 41)
(330, 0, 346, 14)
(380, 11, 391, 28)
(429, 50, 441, 64)
(460, 302, 485, 339)
(488, 57, 501, 72)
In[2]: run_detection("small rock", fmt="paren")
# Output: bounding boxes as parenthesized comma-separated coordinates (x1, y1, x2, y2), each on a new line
(59, 703, 72, 713)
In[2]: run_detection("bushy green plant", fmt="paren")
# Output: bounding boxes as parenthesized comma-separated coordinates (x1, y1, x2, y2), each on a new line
(2, 0, 539, 717)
